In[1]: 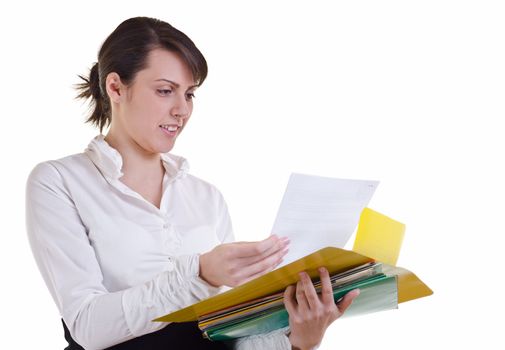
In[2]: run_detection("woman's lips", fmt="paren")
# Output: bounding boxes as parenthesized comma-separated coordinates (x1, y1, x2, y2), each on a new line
(159, 125, 179, 137)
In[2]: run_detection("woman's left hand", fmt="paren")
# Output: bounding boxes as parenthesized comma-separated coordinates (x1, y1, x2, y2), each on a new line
(283, 267, 360, 350)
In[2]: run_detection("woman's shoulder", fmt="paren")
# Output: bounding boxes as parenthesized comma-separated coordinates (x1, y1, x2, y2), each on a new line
(182, 172, 225, 200)
(27, 152, 91, 185)
(163, 152, 224, 198)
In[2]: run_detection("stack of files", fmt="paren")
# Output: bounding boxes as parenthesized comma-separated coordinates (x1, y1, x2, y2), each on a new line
(153, 174, 433, 340)
(153, 246, 433, 340)
(198, 262, 397, 340)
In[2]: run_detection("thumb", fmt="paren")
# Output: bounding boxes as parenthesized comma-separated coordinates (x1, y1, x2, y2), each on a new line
(337, 289, 360, 314)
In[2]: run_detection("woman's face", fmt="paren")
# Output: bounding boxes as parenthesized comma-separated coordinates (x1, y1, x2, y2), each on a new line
(112, 48, 197, 154)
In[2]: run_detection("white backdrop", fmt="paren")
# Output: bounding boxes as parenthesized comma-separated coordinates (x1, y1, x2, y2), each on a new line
(1, 0, 504, 348)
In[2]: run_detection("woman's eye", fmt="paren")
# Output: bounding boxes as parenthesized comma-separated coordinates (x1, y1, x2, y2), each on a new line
(186, 92, 196, 100)
(157, 89, 172, 96)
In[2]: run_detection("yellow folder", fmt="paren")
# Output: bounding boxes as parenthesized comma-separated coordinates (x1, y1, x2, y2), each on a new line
(153, 246, 432, 323)
(353, 208, 405, 266)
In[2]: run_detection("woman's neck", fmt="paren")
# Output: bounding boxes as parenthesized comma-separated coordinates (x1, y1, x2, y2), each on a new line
(103, 132, 164, 181)
(104, 131, 165, 208)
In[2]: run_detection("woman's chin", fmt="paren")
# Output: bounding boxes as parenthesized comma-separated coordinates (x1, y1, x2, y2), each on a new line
(158, 141, 176, 154)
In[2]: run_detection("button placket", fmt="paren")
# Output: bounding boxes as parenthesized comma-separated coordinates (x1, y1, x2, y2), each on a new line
(162, 222, 172, 248)
(163, 223, 176, 271)
(161, 221, 179, 254)
(166, 255, 175, 271)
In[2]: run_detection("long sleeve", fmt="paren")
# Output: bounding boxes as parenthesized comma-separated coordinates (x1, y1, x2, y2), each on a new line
(26, 162, 221, 350)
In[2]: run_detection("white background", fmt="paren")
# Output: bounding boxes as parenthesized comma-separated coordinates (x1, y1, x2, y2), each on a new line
(1, 0, 504, 348)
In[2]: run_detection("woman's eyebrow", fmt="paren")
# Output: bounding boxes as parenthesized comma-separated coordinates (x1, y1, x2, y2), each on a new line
(155, 78, 197, 90)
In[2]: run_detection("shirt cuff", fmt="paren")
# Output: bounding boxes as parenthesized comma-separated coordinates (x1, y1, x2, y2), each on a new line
(122, 254, 222, 337)
(175, 254, 221, 294)
(174, 254, 222, 297)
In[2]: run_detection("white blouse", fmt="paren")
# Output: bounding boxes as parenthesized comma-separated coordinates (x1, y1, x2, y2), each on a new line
(26, 135, 290, 350)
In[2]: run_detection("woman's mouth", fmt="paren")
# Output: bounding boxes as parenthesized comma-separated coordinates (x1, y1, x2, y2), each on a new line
(159, 124, 179, 137)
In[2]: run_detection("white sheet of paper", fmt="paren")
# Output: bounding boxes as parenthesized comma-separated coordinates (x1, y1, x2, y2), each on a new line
(271, 173, 379, 267)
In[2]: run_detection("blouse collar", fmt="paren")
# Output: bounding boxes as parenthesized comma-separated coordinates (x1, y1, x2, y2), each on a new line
(84, 134, 189, 182)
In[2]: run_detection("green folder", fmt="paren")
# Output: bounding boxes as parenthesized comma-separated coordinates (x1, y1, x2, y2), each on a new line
(199, 262, 382, 329)
(153, 246, 432, 341)
(203, 274, 398, 341)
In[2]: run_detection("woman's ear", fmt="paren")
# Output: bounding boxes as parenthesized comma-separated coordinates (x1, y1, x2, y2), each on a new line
(105, 72, 125, 104)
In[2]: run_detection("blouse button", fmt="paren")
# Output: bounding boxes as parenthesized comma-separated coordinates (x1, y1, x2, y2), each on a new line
(166, 256, 175, 270)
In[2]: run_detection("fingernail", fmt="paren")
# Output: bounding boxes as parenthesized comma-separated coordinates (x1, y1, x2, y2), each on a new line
(318, 267, 327, 274)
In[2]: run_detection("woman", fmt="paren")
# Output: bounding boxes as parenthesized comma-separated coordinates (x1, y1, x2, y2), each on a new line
(26, 17, 359, 350)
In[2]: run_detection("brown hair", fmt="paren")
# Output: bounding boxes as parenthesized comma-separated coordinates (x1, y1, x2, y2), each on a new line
(75, 17, 208, 133)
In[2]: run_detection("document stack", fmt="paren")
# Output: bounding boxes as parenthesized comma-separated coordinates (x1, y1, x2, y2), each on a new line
(153, 174, 433, 340)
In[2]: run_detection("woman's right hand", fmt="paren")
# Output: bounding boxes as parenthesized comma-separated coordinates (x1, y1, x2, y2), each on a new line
(199, 235, 289, 287)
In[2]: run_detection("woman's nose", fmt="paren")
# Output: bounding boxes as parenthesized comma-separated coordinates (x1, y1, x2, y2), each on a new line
(171, 96, 190, 121)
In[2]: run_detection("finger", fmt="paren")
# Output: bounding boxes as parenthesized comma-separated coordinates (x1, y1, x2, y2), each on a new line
(295, 280, 310, 313)
(229, 235, 287, 259)
(283, 285, 297, 316)
(318, 267, 334, 305)
(299, 271, 319, 310)
(237, 236, 290, 265)
(337, 289, 360, 314)
(238, 249, 287, 282)
(236, 247, 289, 267)
(239, 261, 279, 285)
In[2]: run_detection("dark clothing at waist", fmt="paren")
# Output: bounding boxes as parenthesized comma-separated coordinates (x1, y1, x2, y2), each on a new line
(62, 320, 231, 350)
